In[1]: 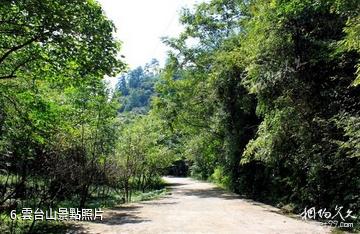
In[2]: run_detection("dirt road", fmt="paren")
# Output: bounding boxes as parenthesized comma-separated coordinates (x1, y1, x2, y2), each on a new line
(78, 177, 331, 234)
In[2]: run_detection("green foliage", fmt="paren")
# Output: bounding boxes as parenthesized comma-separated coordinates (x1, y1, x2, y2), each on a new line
(0, 0, 124, 81)
(117, 59, 160, 113)
(1, 0, 360, 232)
(333, 0, 360, 86)
(153, 0, 360, 229)
(131, 188, 168, 202)
(210, 166, 231, 189)
(0, 0, 127, 232)
(109, 113, 175, 202)
(239, 0, 360, 212)
(0, 213, 73, 234)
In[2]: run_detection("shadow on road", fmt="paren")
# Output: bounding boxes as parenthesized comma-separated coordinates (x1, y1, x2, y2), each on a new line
(90, 205, 150, 226)
(141, 201, 178, 206)
(164, 182, 188, 187)
(107, 205, 143, 211)
(180, 187, 241, 200)
(94, 212, 150, 225)
(178, 185, 277, 211)
(167, 179, 272, 208)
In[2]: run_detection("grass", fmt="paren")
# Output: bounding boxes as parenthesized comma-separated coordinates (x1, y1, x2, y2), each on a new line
(131, 188, 168, 202)
(0, 213, 72, 234)
(0, 185, 168, 234)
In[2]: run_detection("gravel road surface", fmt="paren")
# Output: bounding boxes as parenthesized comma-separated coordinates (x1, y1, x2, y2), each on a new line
(77, 177, 330, 234)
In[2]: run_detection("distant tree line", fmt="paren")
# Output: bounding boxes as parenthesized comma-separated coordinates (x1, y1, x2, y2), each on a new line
(117, 59, 160, 114)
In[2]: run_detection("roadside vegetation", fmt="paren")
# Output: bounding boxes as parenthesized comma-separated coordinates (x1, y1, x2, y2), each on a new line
(153, 0, 360, 231)
(0, 0, 173, 233)
(1, 0, 359, 233)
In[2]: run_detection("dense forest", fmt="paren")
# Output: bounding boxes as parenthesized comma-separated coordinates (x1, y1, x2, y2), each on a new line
(0, 1, 171, 232)
(1, 0, 360, 232)
(159, 0, 360, 224)
(155, 0, 360, 227)
(117, 59, 159, 113)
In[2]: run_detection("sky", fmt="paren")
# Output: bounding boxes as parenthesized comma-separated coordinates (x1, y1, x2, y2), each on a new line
(97, 0, 203, 89)
(98, 0, 202, 70)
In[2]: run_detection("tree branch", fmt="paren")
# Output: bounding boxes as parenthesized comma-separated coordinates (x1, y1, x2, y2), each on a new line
(0, 35, 40, 65)
(0, 55, 35, 79)
(0, 75, 16, 79)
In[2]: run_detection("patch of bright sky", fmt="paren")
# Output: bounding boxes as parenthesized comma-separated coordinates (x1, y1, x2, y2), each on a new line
(98, 0, 203, 88)
(98, 0, 204, 89)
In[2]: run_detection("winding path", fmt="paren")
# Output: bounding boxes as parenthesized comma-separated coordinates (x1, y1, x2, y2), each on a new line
(77, 177, 331, 234)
